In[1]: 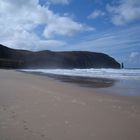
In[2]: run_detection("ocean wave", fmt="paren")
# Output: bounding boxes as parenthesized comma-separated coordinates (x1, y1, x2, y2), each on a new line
(22, 68, 140, 80)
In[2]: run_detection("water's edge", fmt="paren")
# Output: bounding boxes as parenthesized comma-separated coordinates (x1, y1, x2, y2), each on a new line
(20, 69, 140, 97)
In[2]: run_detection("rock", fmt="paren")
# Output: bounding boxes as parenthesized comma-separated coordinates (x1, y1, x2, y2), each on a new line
(0, 44, 120, 69)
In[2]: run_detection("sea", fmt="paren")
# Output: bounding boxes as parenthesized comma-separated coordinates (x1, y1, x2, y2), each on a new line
(22, 68, 140, 97)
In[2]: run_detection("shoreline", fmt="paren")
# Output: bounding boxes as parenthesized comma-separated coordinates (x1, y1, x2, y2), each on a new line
(0, 69, 140, 140)
(20, 70, 140, 97)
(20, 70, 116, 89)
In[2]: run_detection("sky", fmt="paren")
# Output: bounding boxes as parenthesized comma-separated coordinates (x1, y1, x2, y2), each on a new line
(0, 0, 140, 68)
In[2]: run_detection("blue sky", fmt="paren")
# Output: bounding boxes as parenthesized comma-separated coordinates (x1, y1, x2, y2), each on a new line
(0, 0, 140, 68)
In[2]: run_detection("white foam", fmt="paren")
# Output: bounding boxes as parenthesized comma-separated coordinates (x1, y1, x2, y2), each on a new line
(22, 68, 140, 80)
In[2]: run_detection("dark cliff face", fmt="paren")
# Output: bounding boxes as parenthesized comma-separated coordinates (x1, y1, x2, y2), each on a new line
(0, 44, 120, 69)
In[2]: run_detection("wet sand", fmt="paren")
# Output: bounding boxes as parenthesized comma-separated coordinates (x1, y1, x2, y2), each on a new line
(0, 69, 140, 140)
(23, 71, 116, 88)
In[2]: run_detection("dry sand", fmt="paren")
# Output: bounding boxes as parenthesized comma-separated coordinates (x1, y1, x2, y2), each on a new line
(0, 69, 140, 140)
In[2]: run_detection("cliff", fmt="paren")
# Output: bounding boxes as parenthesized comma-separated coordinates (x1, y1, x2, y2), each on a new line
(0, 44, 120, 69)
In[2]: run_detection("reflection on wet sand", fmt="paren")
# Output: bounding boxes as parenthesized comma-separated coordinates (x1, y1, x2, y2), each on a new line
(45, 74, 116, 88)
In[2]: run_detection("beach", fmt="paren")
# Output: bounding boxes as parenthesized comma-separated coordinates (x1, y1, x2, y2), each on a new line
(0, 69, 140, 140)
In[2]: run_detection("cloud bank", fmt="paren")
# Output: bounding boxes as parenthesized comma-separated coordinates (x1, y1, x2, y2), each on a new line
(107, 0, 140, 25)
(0, 0, 92, 50)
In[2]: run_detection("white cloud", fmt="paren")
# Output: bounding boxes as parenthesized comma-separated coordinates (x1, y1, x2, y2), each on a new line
(0, 0, 93, 50)
(38, 40, 67, 50)
(43, 16, 94, 38)
(128, 52, 140, 68)
(107, 0, 140, 25)
(88, 10, 105, 19)
(130, 52, 140, 58)
(48, 0, 70, 5)
(1, 30, 66, 51)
